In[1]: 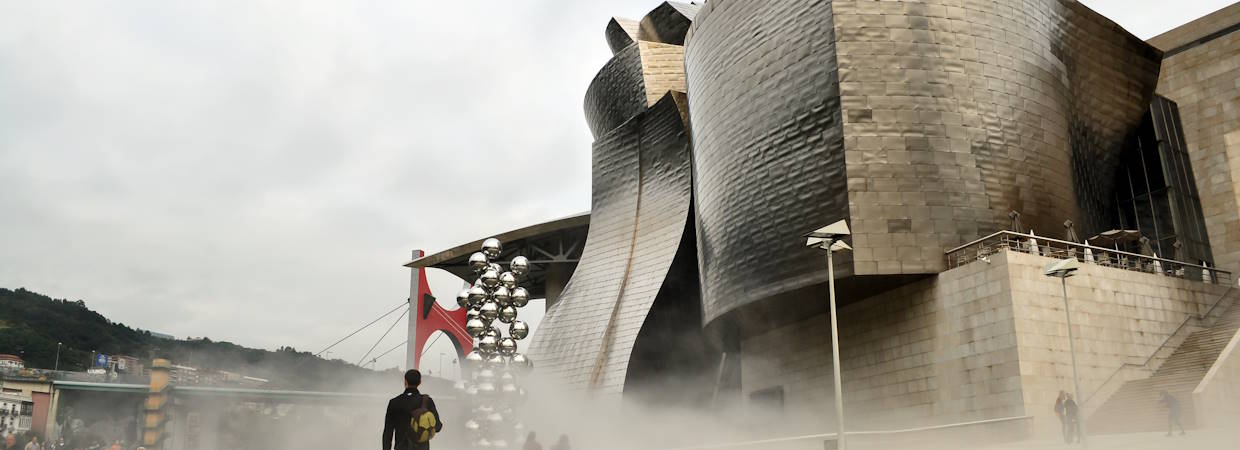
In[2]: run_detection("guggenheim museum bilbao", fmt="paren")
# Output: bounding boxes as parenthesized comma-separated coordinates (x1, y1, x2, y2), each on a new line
(409, 0, 1240, 435)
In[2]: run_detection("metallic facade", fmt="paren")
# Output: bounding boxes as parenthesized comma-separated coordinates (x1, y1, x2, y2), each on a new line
(684, 0, 1164, 324)
(527, 94, 696, 395)
(526, 3, 701, 396)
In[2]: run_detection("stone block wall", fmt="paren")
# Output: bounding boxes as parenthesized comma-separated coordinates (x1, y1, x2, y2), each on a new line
(1149, 5, 1240, 273)
(1004, 251, 1225, 432)
(739, 250, 1226, 436)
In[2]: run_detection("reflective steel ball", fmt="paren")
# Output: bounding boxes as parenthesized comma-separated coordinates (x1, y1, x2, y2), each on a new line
(482, 238, 502, 258)
(476, 381, 497, 397)
(475, 438, 492, 448)
(468, 285, 487, 302)
(487, 412, 504, 426)
(509, 321, 529, 340)
(465, 351, 485, 365)
(475, 368, 495, 380)
(486, 353, 507, 368)
(499, 271, 517, 290)
(480, 269, 500, 288)
(498, 306, 519, 324)
(489, 262, 503, 274)
(481, 328, 501, 341)
(469, 252, 490, 272)
(464, 419, 481, 432)
(510, 287, 529, 307)
(478, 335, 499, 353)
(479, 301, 500, 321)
(466, 308, 481, 320)
(491, 439, 509, 449)
(498, 337, 518, 355)
(453, 380, 468, 392)
(492, 286, 511, 305)
(466, 318, 488, 337)
(510, 256, 529, 276)
(456, 289, 472, 309)
(501, 382, 518, 397)
(510, 353, 532, 371)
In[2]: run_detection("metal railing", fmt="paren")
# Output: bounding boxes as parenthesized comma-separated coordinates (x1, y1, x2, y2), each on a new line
(675, 415, 1033, 449)
(946, 231, 1231, 285)
(1084, 283, 1236, 408)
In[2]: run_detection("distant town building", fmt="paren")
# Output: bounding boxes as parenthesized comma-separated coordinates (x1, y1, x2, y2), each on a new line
(0, 355, 23, 370)
(112, 355, 143, 374)
(0, 393, 33, 438)
(148, 331, 177, 340)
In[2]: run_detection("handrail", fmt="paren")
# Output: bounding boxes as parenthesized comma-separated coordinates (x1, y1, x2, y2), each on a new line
(674, 415, 1033, 449)
(947, 231, 1226, 275)
(1084, 284, 1236, 406)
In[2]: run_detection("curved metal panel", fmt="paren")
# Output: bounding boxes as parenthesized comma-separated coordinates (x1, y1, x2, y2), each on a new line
(583, 44, 648, 139)
(528, 94, 694, 395)
(685, 0, 850, 326)
(685, 0, 1162, 325)
(605, 17, 639, 55)
(637, 2, 700, 46)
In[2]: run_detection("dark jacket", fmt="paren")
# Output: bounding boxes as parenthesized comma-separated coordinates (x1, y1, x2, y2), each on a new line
(1064, 399, 1079, 419)
(383, 388, 443, 450)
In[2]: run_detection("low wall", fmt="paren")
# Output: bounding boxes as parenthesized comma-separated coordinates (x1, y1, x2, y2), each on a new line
(1192, 326, 1240, 428)
(738, 250, 1225, 438)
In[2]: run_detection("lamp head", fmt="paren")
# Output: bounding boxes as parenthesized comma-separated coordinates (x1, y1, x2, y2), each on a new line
(1044, 257, 1080, 278)
(805, 220, 851, 250)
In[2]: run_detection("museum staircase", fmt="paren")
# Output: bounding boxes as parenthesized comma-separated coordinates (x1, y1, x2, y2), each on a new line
(1087, 292, 1240, 435)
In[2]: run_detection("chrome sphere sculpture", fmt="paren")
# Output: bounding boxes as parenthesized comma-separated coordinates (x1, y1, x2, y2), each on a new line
(458, 237, 535, 448)
(469, 252, 490, 272)
(481, 238, 502, 258)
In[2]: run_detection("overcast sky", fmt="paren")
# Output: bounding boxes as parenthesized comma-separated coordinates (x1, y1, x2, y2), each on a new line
(0, 0, 1233, 375)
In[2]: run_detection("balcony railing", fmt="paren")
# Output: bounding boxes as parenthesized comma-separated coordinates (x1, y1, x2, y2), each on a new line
(945, 231, 1231, 285)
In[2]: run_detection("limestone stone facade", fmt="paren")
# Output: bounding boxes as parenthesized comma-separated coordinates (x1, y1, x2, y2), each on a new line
(1149, 2, 1240, 273)
(739, 250, 1227, 436)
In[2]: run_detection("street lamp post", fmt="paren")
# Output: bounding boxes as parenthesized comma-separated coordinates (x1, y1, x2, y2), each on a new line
(54, 343, 62, 372)
(805, 219, 853, 450)
(1044, 257, 1087, 446)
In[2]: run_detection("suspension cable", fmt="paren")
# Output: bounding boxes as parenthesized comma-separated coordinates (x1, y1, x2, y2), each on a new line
(357, 308, 409, 365)
(313, 301, 407, 357)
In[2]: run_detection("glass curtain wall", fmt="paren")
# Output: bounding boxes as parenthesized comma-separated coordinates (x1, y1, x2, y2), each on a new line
(1114, 95, 1213, 266)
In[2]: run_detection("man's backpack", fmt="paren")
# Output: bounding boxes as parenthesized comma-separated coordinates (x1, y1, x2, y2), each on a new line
(410, 395, 438, 444)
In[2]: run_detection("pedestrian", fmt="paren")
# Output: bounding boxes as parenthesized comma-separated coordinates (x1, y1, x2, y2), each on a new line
(2, 435, 16, 450)
(523, 432, 542, 450)
(106, 441, 120, 450)
(22, 436, 39, 450)
(1159, 391, 1186, 436)
(1063, 393, 1080, 444)
(382, 369, 443, 450)
(550, 435, 571, 450)
(53, 438, 65, 450)
(1054, 391, 1069, 443)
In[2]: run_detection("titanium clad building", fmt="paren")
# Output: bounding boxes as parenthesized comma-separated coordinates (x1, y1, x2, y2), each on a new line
(413, 0, 1240, 439)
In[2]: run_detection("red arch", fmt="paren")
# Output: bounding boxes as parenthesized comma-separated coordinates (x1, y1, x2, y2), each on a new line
(412, 263, 473, 370)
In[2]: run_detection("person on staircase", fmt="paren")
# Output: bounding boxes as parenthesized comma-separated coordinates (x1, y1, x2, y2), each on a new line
(1054, 391, 1070, 443)
(1159, 391, 1186, 436)
(1063, 393, 1081, 444)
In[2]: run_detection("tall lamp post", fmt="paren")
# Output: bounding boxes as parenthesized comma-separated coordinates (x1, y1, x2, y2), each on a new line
(1044, 257, 1086, 446)
(805, 219, 853, 450)
(54, 342, 62, 371)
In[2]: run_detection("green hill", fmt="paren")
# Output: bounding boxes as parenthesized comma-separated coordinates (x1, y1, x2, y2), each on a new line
(0, 287, 401, 391)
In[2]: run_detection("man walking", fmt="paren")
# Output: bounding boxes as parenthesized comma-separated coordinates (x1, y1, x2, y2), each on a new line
(1159, 391, 1186, 436)
(1063, 393, 1081, 444)
(383, 370, 443, 450)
